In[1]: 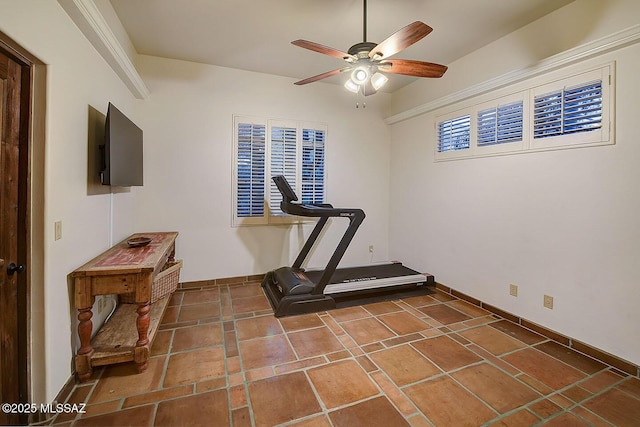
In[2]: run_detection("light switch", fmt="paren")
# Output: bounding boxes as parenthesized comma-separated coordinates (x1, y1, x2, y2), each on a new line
(54, 221, 62, 240)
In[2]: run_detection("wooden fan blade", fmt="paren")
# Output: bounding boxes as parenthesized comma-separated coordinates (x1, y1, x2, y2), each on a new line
(294, 68, 350, 85)
(292, 40, 356, 61)
(380, 59, 447, 78)
(369, 21, 433, 60)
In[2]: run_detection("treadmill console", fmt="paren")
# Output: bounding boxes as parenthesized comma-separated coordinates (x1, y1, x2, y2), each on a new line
(272, 175, 298, 203)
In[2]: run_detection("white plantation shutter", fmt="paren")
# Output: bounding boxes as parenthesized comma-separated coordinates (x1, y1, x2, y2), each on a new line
(437, 115, 470, 152)
(235, 121, 266, 220)
(301, 128, 325, 204)
(563, 80, 603, 134)
(477, 101, 523, 147)
(269, 124, 298, 216)
(434, 64, 611, 161)
(534, 80, 602, 139)
(232, 116, 327, 225)
(533, 90, 563, 138)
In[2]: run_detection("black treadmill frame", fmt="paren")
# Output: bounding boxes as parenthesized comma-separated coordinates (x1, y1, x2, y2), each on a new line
(271, 175, 366, 295)
(263, 175, 432, 317)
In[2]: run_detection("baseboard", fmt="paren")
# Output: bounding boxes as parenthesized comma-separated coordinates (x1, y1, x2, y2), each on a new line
(178, 274, 264, 290)
(435, 282, 640, 377)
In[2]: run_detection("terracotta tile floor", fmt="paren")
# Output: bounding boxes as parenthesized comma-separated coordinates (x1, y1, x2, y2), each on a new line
(52, 282, 640, 426)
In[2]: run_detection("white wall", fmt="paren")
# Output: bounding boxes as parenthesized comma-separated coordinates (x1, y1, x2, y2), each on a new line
(1, 0, 140, 403)
(134, 55, 392, 282)
(388, 0, 640, 365)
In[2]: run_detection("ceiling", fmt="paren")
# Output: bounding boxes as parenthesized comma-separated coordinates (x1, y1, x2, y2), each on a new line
(109, 0, 575, 93)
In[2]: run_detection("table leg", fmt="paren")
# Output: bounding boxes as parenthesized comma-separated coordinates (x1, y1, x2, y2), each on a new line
(75, 307, 94, 381)
(134, 301, 151, 372)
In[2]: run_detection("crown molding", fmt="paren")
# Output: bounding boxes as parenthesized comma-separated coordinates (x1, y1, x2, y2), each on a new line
(385, 24, 640, 125)
(59, 0, 149, 99)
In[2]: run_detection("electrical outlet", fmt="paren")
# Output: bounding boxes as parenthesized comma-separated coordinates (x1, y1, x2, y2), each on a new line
(509, 284, 518, 297)
(543, 294, 554, 309)
(368, 245, 374, 253)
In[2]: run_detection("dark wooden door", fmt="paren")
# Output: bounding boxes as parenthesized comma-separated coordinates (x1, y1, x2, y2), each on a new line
(0, 48, 30, 426)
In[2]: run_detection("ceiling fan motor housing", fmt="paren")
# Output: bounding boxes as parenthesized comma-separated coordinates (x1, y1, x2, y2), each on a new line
(347, 42, 378, 58)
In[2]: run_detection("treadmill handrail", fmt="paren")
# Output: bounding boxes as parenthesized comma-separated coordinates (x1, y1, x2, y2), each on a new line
(271, 175, 365, 295)
(281, 201, 363, 219)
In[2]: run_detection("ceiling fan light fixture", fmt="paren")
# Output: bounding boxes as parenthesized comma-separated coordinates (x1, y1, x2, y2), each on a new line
(344, 79, 360, 93)
(351, 67, 369, 84)
(370, 72, 388, 90)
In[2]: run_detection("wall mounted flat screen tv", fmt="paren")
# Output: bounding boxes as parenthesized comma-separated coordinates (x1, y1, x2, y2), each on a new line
(100, 102, 143, 186)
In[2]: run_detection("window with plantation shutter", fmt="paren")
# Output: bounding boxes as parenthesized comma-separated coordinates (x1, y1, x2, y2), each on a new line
(530, 66, 610, 150)
(269, 125, 297, 216)
(433, 63, 612, 161)
(437, 115, 470, 153)
(235, 121, 266, 220)
(301, 128, 325, 204)
(477, 100, 523, 147)
(534, 80, 602, 139)
(232, 116, 327, 226)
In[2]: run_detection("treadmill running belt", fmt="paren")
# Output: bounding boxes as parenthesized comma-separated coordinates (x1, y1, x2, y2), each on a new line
(304, 263, 422, 284)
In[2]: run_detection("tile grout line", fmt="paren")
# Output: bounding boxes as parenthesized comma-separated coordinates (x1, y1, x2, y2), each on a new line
(231, 284, 263, 427)
(364, 357, 426, 421)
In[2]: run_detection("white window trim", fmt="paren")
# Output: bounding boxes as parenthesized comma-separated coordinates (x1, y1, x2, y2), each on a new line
(232, 115, 328, 226)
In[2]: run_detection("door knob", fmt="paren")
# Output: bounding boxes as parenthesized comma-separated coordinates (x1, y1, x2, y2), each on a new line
(7, 263, 25, 276)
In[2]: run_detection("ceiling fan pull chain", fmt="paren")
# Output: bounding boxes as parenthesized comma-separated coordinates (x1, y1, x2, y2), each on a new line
(355, 86, 366, 109)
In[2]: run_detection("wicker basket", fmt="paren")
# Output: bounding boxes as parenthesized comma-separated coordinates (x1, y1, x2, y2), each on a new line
(120, 259, 182, 304)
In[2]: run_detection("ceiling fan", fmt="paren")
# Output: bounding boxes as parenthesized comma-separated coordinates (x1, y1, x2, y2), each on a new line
(291, 0, 448, 97)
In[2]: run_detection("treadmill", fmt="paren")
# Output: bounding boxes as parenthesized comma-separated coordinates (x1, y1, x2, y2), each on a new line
(262, 175, 434, 317)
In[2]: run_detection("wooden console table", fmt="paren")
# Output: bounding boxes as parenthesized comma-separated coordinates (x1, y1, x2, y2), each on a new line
(71, 231, 178, 382)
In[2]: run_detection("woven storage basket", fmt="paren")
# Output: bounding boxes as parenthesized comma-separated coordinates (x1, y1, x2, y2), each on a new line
(120, 259, 182, 304)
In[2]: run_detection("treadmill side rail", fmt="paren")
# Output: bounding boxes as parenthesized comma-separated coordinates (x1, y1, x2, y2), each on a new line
(324, 273, 430, 294)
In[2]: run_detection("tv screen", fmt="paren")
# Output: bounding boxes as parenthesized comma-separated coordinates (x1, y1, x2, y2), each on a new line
(100, 103, 143, 186)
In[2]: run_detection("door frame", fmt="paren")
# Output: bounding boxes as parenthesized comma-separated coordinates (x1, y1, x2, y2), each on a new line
(0, 30, 46, 417)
